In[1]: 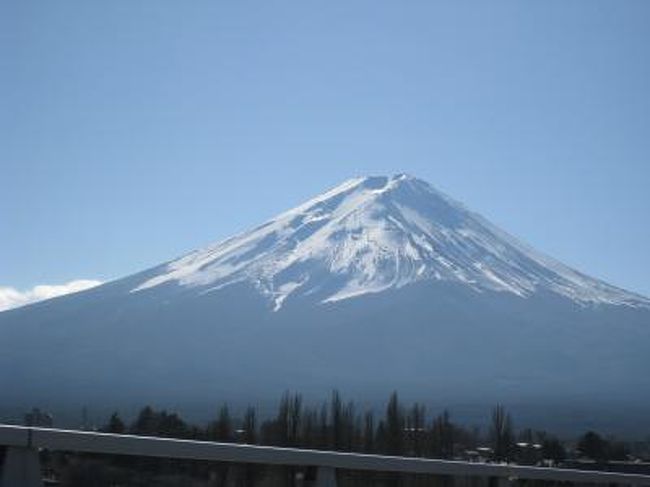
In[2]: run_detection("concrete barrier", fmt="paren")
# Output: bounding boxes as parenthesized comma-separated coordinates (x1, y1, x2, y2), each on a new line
(2, 424, 650, 487)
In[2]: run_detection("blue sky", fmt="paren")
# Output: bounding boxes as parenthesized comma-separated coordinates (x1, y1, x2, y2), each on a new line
(1, 0, 649, 300)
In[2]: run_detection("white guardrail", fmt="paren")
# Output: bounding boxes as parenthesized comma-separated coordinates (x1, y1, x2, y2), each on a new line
(2, 424, 650, 487)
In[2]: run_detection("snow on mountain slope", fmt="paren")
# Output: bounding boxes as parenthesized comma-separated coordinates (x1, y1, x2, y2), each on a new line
(132, 174, 648, 310)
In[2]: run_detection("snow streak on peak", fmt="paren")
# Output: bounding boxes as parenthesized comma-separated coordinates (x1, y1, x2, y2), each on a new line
(132, 175, 648, 310)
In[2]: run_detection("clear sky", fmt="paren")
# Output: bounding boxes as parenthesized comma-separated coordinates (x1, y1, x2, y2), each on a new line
(1, 1, 649, 301)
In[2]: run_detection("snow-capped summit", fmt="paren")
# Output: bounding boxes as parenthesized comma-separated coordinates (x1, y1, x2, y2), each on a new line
(133, 174, 647, 310)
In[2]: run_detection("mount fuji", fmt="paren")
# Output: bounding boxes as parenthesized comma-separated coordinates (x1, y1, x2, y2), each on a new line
(1, 175, 649, 431)
(132, 174, 646, 309)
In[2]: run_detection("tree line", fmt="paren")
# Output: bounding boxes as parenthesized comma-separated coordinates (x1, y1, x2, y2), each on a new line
(40, 390, 642, 487)
(98, 391, 631, 464)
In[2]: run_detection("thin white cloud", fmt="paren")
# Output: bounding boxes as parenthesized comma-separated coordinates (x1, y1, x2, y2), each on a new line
(0, 279, 102, 312)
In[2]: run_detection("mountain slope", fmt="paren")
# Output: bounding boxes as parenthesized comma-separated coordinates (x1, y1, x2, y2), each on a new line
(0, 174, 648, 432)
